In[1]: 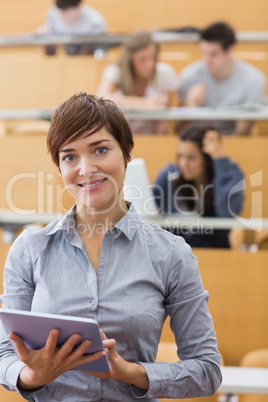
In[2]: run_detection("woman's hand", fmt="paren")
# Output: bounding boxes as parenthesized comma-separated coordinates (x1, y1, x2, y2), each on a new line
(202, 130, 227, 159)
(89, 330, 149, 391)
(9, 330, 104, 391)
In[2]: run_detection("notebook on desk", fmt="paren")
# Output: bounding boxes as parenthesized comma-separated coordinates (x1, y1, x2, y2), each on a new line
(124, 158, 158, 217)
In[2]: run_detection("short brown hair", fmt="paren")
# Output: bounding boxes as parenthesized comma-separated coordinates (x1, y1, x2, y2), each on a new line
(56, 0, 81, 9)
(200, 22, 236, 50)
(47, 93, 134, 166)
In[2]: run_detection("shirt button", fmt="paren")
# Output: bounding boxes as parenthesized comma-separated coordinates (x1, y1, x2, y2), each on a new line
(93, 392, 100, 398)
(91, 299, 97, 306)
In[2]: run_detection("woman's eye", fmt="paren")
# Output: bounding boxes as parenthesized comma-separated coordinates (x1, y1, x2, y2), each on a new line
(96, 147, 108, 155)
(63, 155, 76, 162)
(188, 156, 197, 161)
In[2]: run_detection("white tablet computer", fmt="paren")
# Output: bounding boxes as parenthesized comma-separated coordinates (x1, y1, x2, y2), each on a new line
(0, 308, 109, 372)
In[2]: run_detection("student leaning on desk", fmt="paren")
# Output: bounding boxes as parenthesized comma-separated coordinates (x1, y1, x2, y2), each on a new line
(96, 30, 178, 135)
(178, 22, 266, 136)
(0, 93, 221, 401)
(36, 0, 107, 55)
(153, 123, 244, 248)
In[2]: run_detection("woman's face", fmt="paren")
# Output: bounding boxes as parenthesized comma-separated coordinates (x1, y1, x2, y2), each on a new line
(177, 141, 205, 183)
(58, 128, 132, 214)
(131, 43, 157, 80)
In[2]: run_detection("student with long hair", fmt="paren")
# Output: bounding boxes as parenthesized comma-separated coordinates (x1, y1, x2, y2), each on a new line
(153, 123, 244, 247)
(0, 94, 221, 401)
(97, 31, 178, 134)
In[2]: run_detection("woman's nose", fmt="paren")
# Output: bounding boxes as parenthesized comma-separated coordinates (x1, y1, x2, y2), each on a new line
(78, 158, 98, 177)
(179, 156, 187, 169)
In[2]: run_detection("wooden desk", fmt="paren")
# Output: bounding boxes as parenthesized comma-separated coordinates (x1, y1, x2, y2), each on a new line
(1, 106, 268, 121)
(1, 31, 268, 48)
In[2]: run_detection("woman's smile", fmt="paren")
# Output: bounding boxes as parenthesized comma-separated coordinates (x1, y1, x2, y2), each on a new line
(78, 178, 107, 191)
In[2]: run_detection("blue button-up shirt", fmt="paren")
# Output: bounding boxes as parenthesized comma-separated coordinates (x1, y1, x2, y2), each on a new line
(0, 204, 221, 401)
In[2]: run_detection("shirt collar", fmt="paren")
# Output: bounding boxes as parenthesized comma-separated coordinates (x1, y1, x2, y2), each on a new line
(46, 202, 140, 241)
(46, 205, 77, 236)
(113, 202, 140, 241)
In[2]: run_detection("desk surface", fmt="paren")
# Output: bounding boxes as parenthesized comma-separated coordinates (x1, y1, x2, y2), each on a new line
(0, 31, 268, 47)
(1, 106, 268, 121)
(122, 106, 268, 121)
(219, 366, 268, 394)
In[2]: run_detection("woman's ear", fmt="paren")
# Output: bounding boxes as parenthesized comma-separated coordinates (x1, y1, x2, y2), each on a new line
(126, 149, 134, 163)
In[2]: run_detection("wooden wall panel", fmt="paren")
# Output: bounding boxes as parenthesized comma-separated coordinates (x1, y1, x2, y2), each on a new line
(0, 0, 267, 33)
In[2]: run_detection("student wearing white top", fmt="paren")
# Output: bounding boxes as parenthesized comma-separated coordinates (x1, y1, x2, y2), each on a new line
(38, 0, 107, 55)
(97, 31, 179, 134)
(178, 22, 266, 136)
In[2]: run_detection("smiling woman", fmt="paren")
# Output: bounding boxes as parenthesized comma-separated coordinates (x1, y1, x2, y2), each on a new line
(57, 130, 130, 216)
(0, 93, 222, 401)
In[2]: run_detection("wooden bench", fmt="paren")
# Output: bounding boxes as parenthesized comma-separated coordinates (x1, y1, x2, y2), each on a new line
(0, 54, 107, 109)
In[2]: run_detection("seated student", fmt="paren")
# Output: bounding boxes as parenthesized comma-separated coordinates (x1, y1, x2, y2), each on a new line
(96, 31, 178, 134)
(178, 22, 266, 136)
(153, 123, 244, 248)
(37, 0, 107, 55)
(0, 93, 222, 401)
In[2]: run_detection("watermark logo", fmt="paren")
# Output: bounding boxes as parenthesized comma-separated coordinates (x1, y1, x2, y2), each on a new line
(228, 170, 263, 231)
(4, 168, 263, 235)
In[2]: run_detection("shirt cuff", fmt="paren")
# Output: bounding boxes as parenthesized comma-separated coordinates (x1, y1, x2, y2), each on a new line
(130, 362, 174, 399)
(4, 358, 45, 399)
(3, 358, 25, 392)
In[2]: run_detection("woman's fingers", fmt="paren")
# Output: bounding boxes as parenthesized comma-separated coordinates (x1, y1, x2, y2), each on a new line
(60, 338, 92, 362)
(45, 329, 61, 352)
(100, 329, 108, 340)
(56, 333, 82, 356)
(9, 333, 29, 361)
(103, 339, 116, 350)
(73, 350, 105, 367)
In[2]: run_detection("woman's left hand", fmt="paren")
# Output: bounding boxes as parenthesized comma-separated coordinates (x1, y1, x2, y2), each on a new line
(88, 330, 149, 390)
(202, 130, 227, 159)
